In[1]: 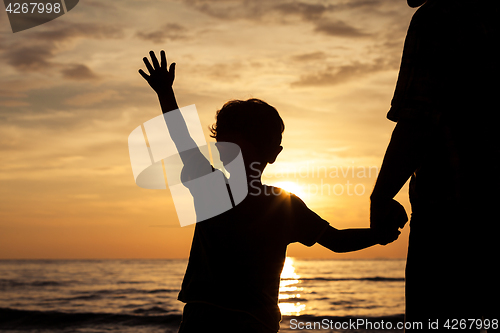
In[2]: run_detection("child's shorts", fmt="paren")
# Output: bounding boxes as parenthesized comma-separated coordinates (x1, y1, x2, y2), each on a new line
(178, 302, 276, 333)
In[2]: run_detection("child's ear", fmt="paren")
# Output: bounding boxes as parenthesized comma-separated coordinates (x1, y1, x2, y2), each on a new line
(267, 146, 283, 164)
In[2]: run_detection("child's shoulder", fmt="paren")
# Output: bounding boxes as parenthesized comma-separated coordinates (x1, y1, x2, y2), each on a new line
(250, 184, 307, 208)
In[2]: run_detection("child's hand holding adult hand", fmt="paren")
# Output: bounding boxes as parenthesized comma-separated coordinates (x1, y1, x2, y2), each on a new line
(376, 228, 401, 246)
(371, 198, 408, 231)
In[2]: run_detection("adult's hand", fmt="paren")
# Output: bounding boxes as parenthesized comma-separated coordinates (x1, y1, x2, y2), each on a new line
(370, 198, 408, 231)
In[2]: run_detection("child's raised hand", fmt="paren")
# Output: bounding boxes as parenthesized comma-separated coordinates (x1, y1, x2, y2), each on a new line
(139, 50, 175, 94)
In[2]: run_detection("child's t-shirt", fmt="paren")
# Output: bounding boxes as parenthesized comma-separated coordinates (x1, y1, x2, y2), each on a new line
(177, 184, 330, 332)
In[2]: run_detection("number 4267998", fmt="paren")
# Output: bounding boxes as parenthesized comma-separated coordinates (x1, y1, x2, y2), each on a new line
(444, 319, 498, 330)
(5, 2, 62, 14)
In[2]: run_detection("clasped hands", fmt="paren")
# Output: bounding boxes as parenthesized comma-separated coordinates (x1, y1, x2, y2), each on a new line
(371, 198, 408, 245)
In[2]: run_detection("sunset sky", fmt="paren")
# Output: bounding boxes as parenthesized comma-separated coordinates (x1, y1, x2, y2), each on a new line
(0, 0, 418, 259)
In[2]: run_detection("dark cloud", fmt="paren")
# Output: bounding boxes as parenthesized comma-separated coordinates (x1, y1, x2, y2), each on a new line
(181, 0, 388, 18)
(31, 21, 124, 42)
(185, 0, 267, 20)
(272, 2, 332, 21)
(291, 58, 395, 87)
(0, 21, 123, 73)
(4, 44, 55, 71)
(61, 64, 100, 81)
(291, 51, 328, 62)
(340, 0, 383, 10)
(182, 0, 372, 39)
(136, 23, 189, 44)
(183, 0, 333, 21)
(314, 19, 370, 38)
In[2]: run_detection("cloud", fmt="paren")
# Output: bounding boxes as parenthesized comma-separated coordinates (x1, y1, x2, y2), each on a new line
(0, 100, 31, 107)
(0, 79, 51, 99)
(291, 58, 394, 87)
(63, 90, 121, 106)
(0, 21, 123, 73)
(183, 0, 372, 39)
(272, 2, 332, 21)
(290, 51, 328, 62)
(135, 23, 189, 44)
(205, 62, 243, 81)
(183, 0, 266, 20)
(339, 0, 383, 11)
(31, 21, 123, 42)
(61, 64, 100, 81)
(3, 44, 55, 72)
(313, 19, 370, 38)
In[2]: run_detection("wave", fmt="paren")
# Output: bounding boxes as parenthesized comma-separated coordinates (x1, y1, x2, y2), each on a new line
(0, 307, 181, 329)
(0, 307, 405, 330)
(75, 288, 178, 296)
(281, 276, 404, 282)
(0, 279, 77, 289)
(0, 279, 176, 290)
(132, 306, 170, 315)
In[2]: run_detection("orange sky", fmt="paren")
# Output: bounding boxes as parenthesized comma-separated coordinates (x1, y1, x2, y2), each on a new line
(0, 0, 417, 259)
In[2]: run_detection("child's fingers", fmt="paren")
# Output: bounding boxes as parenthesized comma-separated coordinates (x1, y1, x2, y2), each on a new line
(150, 51, 160, 70)
(138, 69, 149, 81)
(161, 50, 167, 69)
(169, 63, 176, 80)
(143, 57, 154, 74)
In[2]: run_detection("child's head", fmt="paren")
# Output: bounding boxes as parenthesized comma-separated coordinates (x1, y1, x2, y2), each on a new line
(210, 98, 284, 166)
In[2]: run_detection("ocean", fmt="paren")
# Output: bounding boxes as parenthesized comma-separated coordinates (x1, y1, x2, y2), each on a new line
(0, 258, 407, 332)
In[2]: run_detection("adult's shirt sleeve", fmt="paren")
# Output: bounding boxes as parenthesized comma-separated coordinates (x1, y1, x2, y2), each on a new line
(387, 4, 441, 124)
(388, 2, 497, 124)
(287, 194, 330, 247)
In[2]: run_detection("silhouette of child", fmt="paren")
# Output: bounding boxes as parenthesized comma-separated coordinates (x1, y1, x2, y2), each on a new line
(139, 50, 405, 333)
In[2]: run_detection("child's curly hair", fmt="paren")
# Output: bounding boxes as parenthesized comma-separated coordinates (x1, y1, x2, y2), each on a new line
(209, 98, 284, 157)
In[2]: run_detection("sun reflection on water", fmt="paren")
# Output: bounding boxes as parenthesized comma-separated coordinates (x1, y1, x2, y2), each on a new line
(279, 257, 305, 315)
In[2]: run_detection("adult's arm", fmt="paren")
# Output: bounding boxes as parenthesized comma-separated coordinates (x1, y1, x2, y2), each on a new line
(370, 118, 427, 230)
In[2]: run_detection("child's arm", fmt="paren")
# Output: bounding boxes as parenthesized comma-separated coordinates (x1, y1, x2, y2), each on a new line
(317, 226, 400, 253)
(139, 50, 192, 149)
(139, 50, 212, 180)
(370, 119, 420, 231)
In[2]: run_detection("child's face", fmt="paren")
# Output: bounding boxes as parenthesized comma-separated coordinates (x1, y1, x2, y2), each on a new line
(215, 135, 265, 177)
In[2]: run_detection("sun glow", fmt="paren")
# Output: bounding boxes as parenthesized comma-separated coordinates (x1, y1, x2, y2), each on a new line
(270, 181, 306, 199)
(279, 257, 305, 315)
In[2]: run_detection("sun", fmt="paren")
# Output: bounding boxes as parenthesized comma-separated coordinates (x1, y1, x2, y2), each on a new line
(270, 181, 306, 198)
